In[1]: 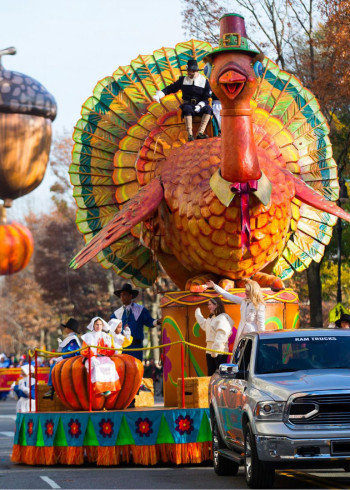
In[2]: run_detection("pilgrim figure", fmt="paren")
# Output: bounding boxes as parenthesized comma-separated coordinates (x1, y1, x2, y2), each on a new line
(81, 316, 121, 397)
(43, 318, 81, 400)
(153, 59, 213, 141)
(111, 283, 161, 362)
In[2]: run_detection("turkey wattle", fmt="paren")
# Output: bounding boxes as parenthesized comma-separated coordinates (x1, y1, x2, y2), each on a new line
(69, 14, 350, 291)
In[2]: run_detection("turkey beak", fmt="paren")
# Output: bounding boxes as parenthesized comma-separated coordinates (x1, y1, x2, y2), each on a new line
(218, 69, 247, 100)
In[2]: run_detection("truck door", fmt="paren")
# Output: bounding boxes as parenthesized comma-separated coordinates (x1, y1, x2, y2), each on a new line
(226, 339, 253, 448)
(217, 338, 246, 441)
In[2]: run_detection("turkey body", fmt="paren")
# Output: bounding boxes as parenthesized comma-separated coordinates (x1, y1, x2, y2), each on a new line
(159, 136, 294, 283)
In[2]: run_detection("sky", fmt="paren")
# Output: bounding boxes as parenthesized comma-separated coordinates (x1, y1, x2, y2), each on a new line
(1, 0, 184, 220)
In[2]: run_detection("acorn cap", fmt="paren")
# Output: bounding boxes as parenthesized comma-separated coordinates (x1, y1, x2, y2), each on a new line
(210, 13, 259, 57)
(0, 49, 57, 120)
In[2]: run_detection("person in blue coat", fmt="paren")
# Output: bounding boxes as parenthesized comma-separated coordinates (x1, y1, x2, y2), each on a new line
(111, 284, 161, 362)
(43, 318, 81, 399)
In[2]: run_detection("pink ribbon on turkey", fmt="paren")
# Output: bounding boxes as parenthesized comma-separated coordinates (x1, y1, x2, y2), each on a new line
(230, 180, 258, 252)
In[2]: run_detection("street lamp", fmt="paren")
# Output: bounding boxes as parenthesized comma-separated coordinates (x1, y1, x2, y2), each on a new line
(337, 177, 348, 304)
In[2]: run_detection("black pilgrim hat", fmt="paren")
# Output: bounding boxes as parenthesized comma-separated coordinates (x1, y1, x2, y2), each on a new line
(114, 283, 139, 298)
(60, 318, 80, 334)
(187, 59, 199, 71)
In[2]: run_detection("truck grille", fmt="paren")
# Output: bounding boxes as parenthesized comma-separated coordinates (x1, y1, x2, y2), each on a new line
(288, 393, 350, 425)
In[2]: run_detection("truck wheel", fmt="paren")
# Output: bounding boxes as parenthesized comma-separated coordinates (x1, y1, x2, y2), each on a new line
(244, 423, 275, 489)
(211, 415, 239, 476)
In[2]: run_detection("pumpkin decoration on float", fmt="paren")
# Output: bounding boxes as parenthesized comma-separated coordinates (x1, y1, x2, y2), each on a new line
(0, 205, 34, 275)
(51, 354, 143, 411)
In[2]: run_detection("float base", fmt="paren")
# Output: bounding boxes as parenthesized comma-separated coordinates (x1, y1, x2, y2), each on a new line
(12, 407, 212, 466)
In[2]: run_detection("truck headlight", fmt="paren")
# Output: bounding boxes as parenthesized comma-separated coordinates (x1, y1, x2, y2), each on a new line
(254, 401, 285, 421)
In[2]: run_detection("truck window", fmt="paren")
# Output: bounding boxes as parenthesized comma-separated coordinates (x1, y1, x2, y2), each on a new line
(233, 338, 246, 364)
(255, 335, 350, 374)
(239, 339, 252, 372)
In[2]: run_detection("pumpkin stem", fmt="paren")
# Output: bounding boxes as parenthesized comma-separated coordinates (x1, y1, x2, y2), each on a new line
(0, 205, 6, 225)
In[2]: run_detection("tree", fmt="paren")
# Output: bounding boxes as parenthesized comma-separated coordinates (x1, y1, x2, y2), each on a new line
(181, 0, 320, 70)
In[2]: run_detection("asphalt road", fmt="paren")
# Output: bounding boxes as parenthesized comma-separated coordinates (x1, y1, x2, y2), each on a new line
(1, 399, 350, 489)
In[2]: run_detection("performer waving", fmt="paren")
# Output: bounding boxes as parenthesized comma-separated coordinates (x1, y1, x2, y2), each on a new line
(205, 280, 265, 352)
(195, 297, 233, 375)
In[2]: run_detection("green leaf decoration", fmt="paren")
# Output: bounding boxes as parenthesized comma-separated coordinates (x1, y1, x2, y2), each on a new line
(83, 418, 99, 446)
(156, 415, 175, 444)
(18, 418, 27, 447)
(53, 418, 67, 447)
(116, 415, 135, 446)
(36, 421, 44, 447)
(196, 412, 212, 442)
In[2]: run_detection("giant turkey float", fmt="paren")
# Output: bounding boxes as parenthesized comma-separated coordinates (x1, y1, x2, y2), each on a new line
(12, 13, 350, 466)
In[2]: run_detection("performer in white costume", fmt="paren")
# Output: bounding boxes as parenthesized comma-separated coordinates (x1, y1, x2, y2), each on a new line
(13, 364, 35, 413)
(81, 317, 120, 397)
(206, 279, 265, 353)
(107, 319, 133, 351)
(195, 296, 233, 375)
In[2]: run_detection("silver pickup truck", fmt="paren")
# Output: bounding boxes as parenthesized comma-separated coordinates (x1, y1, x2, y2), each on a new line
(209, 329, 350, 488)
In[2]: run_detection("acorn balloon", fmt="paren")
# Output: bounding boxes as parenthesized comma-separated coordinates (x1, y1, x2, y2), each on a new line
(0, 47, 57, 206)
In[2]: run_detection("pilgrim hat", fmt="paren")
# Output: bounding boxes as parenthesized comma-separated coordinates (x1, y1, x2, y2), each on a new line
(61, 318, 80, 334)
(210, 13, 259, 57)
(187, 59, 199, 71)
(114, 283, 139, 298)
(335, 313, 350, 328)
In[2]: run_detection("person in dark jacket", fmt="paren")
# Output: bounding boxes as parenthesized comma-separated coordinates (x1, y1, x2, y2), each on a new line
(153, 59, 213, 141)
(43, 318, 81, 400)
(111, 283, 161, 362)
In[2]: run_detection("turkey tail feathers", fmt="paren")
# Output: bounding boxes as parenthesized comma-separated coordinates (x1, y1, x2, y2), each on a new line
(289, 171, 350, 222)
(70, 178, 164, 270)
(69, 40, 212, 285)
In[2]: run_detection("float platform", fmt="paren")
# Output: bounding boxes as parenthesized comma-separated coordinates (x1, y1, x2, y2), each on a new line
(12, 407, 212, 466)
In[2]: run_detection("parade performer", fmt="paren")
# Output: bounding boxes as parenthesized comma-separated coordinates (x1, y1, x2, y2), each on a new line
(195, 297, 233, 375)
(107, 319, 133, 350)
(205, 279, 265, 353)
(153, 59, 213, 141)
(13, 363, 35, 413)
(43, 318, 81, 400)
(81, 317, 121, 397)
(111, 283, 161, 362)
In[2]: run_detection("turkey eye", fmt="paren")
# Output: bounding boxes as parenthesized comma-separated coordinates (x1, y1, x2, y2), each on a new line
(253, 61, 263, 78)
(204, 62, 212, 78)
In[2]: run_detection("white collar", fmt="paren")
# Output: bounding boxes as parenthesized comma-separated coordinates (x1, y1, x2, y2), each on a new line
(114, 303, 144, 321)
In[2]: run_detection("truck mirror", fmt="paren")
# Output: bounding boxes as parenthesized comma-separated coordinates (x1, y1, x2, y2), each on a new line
(219, 363, 239, 377)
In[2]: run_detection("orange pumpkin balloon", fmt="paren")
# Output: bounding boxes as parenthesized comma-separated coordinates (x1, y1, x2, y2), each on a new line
(0, 221, 34, 275)
(51, 354, 144, 411)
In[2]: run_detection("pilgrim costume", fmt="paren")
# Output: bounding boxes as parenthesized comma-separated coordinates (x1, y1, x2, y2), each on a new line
(13, 363, 35, 413)
(81, 317, 121, 396)
(107, 319, 133, 350)
(111, 283, 158, 362)
(153, 59, 213, 141)
(44, 318, 81, 400)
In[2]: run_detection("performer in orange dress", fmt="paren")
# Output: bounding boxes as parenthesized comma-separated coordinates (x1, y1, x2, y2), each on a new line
(81, 317, 121, 397)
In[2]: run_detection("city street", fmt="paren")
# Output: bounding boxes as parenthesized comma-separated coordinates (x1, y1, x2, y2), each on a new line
(0, 401, 350, 489)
